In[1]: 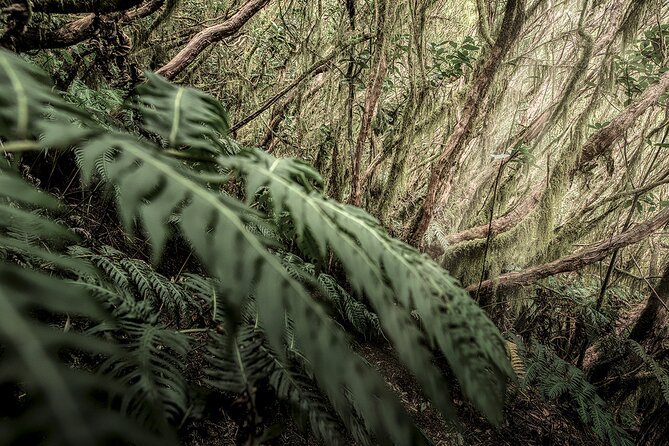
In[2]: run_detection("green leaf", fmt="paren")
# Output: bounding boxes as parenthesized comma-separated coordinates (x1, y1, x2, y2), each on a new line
(138, 72, 233, 156)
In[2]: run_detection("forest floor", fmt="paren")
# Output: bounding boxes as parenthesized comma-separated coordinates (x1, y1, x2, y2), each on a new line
(180, 335, 601, 446)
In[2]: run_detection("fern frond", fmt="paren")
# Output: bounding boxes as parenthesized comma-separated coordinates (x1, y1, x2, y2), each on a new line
(522, 340, 633, 446)
(138, 72, 234, 156)
(208, 323, 368, 446)
(505, 340, 525, 380)
(0, 169, 88, 272)
(97, 321, 190, 430)
(207, 325, 273, 394)
(318, 273, 382, 339)
(71, 245, 196, 320)
(0, 264, 163, 446)
(0, 50, 89, 140)
(627, 339, 669, 405)
(269, 351, 363, 446)
(74, 136, 426, 443)
(222, 148, 513, 423)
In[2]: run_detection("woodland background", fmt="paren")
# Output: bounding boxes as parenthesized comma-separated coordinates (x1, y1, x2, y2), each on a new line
(1, 0, 669, 445)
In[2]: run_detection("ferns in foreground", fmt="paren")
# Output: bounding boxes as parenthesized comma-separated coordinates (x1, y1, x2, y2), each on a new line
(0, 169, 167, 445)
(0, 48, 512, 444)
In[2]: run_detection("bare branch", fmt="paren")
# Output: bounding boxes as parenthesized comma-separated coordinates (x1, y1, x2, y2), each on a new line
(156, 0, 271, 80)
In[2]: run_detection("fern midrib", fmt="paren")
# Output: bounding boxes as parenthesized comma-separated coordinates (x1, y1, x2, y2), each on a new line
(137, 327, 167, 408)
(169, 88, 185, 147)
(121, 140, 265, 258)
(121, 142, 316, 322)
(69, 281, 118, 299)
(0, 286, 94, 444)
(241, 160, 441, 297)
(0, 54, 28, 137)
(234, 341, 253, 395)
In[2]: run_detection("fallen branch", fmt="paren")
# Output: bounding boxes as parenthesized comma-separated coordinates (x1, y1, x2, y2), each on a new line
(467, 206, 669, 295)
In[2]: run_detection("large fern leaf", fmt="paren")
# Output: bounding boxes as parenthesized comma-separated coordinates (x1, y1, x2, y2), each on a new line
(222, 148, 513, 423)
(0, 49, 515, 443)
(0, 169, 86, 271)
(76, 137, 426, 443)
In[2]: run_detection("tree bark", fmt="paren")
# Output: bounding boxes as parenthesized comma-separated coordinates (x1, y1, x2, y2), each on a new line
(467, 206, 669, 295)
(579, 69, 669, 168)
(349, 0, 388, 206)
(2, 0, 164, 52)
(1, 0, 143, 13)
(5, 14, 97, 51)
(155, 0, 270, 80)
(349, 53, 387, 206)
(406, 0, 525, 246)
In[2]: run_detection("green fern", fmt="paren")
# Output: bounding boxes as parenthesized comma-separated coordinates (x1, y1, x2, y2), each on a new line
(138, 72, 236, 156)
(0, 48, 514, 444)
(208, 321, 369, 446)
(0, 169, 86, 272)
(0, 169, 163, 445)
(627, 339, 669, 405)
(269, 353, 359, 446)
(318, 272, 382, 339)
(223, 147, 513, 422)
(70, 245, 202, 321)
(84, 80, 431, 444)
(97, 320, 190, 431)
(0, 265, 166, 446)
(521, 340, 633, 446)
(207, 324, 274, 394)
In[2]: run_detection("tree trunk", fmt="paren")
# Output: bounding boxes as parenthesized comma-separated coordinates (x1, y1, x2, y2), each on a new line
(406, 0, 525, 246)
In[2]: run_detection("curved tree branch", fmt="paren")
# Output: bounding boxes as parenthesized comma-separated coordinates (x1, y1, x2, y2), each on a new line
(156, 0, 271, 80)
(579, 70, 669, 168)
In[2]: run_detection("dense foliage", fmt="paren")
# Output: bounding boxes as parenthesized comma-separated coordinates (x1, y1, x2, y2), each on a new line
(1, 0, 669, 445)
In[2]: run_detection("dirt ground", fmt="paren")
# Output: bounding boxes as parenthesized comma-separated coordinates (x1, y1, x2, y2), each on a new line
(181, 338, 601, 446)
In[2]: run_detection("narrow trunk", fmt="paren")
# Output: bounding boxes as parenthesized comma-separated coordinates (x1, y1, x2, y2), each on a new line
(407, 0, 525, 246)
